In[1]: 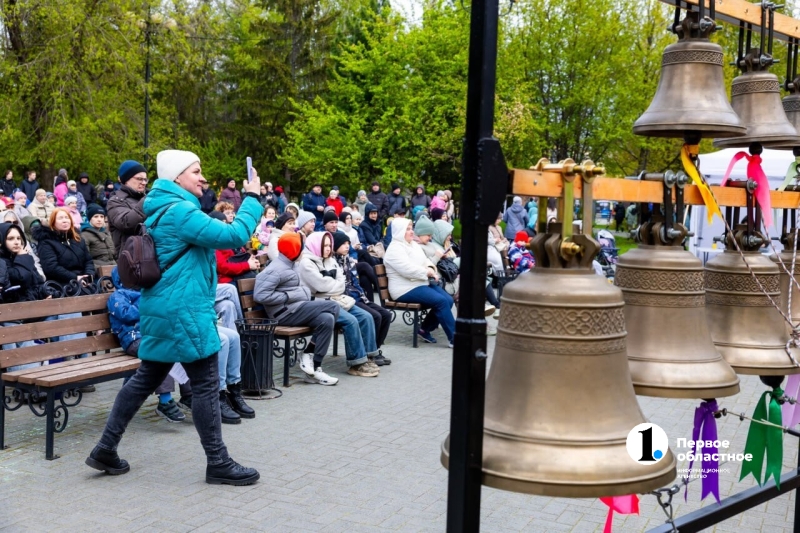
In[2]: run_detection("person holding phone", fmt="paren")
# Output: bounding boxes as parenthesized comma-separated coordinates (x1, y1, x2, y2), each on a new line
(87, 149, 264, 485)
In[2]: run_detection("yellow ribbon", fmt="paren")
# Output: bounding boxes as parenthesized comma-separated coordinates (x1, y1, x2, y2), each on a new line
(681, 144, 723, 224)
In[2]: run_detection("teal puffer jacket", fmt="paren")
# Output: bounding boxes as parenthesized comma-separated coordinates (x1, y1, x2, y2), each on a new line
(139, 179, 261, 363)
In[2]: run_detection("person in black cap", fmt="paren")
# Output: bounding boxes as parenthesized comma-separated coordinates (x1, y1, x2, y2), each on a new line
(331, 185, 347, 206)
(302, 184, 326, 230)
(107, 160, 148, 257)
(323, 209, 338, 234)
(332, 231, 392, 365)
(367, 181, 389, 220)
(386, 183, 406, 219)
(77, 172, 98, 206)
(267, 212, 298, 261)
(81, 204, 116, 268)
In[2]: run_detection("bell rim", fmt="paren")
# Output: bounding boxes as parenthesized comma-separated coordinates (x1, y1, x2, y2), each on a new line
(632, 382, 740, 398)
(632, 124, 747, 139)
(440, 446, 678, 498)
(714, 135, 800, 149)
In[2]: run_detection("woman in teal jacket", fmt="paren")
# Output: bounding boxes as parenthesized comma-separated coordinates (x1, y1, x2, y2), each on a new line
(87, 150, 264, 487)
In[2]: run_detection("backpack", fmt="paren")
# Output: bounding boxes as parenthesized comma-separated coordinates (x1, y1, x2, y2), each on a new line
(117, 206, 191, 290)
(437, 257, 459, 284)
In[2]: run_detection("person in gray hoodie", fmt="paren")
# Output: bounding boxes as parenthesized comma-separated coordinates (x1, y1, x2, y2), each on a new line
(410, 184, 431, 209)
(502, 196, 529, 240)
(253, 232, 340, 386)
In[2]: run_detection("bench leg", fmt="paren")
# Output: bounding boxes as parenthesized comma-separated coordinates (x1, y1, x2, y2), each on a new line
(333, 331, 338, 357)
(413, 311, 419, 348)
(0, 380, 6, 450)
(283, 338, 291, 388)
(45, 390, 57, 460)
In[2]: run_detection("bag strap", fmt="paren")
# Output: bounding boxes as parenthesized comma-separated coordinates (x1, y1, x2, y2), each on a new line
(146, 204, 193, 273)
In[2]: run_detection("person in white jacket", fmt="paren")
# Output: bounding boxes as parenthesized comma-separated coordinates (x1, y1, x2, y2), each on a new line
(384, 218, 455, 347)
(297, 231, 381, 378)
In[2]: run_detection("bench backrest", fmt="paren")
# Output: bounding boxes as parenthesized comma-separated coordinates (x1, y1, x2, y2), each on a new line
(97, 265, 115, 278)
(236, 278, 267, 320)
(0, 293, 120, 370)
(375, 264, 390, 305)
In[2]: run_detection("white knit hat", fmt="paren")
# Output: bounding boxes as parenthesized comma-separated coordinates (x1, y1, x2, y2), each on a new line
(156, 150, 200, 182)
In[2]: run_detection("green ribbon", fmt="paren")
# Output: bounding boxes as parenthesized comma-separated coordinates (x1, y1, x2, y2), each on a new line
(778, 157, 800, 191)
(740, 387, 784, 489)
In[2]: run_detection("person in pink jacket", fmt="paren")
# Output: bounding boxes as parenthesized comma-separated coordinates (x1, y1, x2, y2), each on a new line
(430, 191, 447, 211)
(54, 169, 69, 206)
(63, 196, 83, 229)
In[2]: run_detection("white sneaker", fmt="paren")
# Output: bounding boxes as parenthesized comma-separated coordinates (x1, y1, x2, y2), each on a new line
(493, 309, 501, 319)
(487, 326, 497, 336)
(299, 353, 315, 377)
(313, 368, 339, 386)
(484, 304, 496, 317)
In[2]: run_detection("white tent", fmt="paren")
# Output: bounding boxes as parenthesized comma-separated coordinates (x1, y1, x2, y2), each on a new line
(687, 148, 796, 259)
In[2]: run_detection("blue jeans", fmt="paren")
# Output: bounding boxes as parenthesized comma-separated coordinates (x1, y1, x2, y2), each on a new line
(97, 352, 229, 466)
(2, 321, 38, 371)
(336, 305, 375, 367)
(397, 285, 455, 343)
(217, 326, 241, 390)
(44, 313, 87, 363)
(215, 284, 243, 331)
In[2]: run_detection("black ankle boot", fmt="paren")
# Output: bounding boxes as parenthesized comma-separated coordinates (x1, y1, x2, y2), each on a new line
(226, 383, 255, 419)
(219, 390, 241, 425)
(206, 458, 260, 485)
(85, 446, 130, 475)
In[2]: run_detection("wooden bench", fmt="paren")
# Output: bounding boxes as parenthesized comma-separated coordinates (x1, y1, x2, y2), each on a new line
(236, 278, 314, 388)
(0, 294, 140, 460)
(374, 264, 426, 348)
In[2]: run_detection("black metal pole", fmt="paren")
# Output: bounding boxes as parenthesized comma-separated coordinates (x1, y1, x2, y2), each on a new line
(794, 448, 800, 533)
(144, 16, 152, 165)
(445, 0, 500, 531)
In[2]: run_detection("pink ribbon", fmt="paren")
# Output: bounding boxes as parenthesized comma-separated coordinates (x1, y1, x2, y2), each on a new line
(721, 152, 773, 229)
(600, 495, 639, 533)
(782, 374, 800, 428)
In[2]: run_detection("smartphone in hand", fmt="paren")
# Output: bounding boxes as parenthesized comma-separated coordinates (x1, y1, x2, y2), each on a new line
(246, 157, 253, 182)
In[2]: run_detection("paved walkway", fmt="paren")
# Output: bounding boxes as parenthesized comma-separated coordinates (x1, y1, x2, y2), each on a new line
(0, 314, 797, 532)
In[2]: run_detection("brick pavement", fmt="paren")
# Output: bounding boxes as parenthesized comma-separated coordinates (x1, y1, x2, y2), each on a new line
(0, 315, 797, 532)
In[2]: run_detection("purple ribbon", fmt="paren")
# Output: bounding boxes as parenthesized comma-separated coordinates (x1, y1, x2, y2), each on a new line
(782, 374, 800, 429)
(684, 399, 720, 504)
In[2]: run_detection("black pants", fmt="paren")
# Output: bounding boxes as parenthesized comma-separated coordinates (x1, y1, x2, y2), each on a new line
(97, 353, 228, 465)
(355, 301, 392, 349)
(356, 262, 379, 302)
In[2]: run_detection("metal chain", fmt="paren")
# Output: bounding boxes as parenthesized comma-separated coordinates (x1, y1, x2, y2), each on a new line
(649, 485, 680, 533)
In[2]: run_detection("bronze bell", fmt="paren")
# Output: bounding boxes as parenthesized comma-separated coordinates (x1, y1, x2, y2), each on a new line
(616, 173, 739, 398)
(705, 224, 800, 375)
(714, 49, 800, 149)
(770, 226, 800, 363)
(633, 11, 745, 140)
(616, 245, 740, 398)
(442, 223, 676, 497)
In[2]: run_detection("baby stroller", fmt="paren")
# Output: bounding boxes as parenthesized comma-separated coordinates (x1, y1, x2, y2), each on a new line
(595, 229, 618, 279)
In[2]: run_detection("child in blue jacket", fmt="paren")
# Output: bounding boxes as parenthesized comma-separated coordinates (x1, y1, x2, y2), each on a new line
(108, 267, 189, 422)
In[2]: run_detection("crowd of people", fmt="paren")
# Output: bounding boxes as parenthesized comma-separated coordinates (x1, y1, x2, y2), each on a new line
(0, 157, 529, 486)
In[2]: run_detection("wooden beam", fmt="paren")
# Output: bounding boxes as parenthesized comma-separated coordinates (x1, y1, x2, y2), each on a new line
(510, 169, 800, 208)
(660, 0, 800, 43)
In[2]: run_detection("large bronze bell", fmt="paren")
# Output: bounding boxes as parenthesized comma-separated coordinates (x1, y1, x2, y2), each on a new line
(714, 50, 800, 149)
(633, 11, 745, 139)
(705, 224, 800, 375)
(441, 222, 676, 497)
(616, 245, 740, 398)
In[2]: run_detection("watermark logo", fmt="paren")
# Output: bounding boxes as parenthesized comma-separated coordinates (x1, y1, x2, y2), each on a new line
(626, 423, 669, 464)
